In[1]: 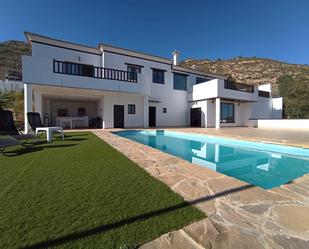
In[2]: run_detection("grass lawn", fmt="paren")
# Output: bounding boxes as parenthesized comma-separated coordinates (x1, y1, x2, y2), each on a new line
(0, 132, 204, 249)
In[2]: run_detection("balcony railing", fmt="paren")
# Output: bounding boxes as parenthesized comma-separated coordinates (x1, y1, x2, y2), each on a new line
(53, 60, 137, 83)
(258, 90, 270, 98)
(224, 80, 254, 93)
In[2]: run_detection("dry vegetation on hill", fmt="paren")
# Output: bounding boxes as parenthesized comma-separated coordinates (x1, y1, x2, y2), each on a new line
(181, 57, 309, 95)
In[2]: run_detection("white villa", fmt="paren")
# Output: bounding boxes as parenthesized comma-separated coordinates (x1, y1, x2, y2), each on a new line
(22, 32, 282, 131)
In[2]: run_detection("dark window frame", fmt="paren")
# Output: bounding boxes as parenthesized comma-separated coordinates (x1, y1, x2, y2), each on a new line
(127, 65, 141, 81)
(173, 73, 187, 91)
(127, 65, 142, 74)
(162, 108, 167, 113)
(152, 68, 165, 84)
(128, 104, 136, 114)
(258, 90, 270, 98)
(220, 102, 235, 123)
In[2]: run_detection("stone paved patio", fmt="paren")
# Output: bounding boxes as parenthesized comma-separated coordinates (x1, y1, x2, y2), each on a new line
(92, 129, 309, 249)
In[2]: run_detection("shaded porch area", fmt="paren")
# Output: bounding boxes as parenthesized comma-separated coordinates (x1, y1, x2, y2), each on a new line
(31, 85, 104, 130)
(24, 84, 147, 132)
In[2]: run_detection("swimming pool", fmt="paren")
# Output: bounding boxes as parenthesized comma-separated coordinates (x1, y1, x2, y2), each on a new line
(114, 130, 309, 189)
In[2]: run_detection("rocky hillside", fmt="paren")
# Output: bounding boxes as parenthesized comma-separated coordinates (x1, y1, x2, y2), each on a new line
(0, 40, 31, 80)
(181, 57, 309, 95)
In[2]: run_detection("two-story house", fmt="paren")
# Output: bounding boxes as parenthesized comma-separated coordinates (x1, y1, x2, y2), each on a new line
(22, 32, 282, 132)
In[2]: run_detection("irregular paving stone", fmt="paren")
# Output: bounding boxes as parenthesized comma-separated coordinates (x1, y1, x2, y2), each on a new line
(241, 203, 270, 214)
(172, 180, 217, 215)
(270, 186, 306, 200)
(157, 173, 188, 187)
(215, 202, 262, 230)
(273, 205, 309, 233)
(183, 218, 220, 248)
(212, 227, 265, 249)
(273, 235, 309, 249)
(140, 230, 205, 249)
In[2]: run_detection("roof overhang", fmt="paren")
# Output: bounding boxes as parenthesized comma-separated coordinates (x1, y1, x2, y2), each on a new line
(24, 32, 101, 55)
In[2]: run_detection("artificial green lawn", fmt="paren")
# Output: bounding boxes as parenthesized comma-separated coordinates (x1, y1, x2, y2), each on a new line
(0, 132, 204, 249)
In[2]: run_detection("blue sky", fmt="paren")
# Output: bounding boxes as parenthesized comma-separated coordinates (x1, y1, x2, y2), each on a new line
(1, 0, 309, 64)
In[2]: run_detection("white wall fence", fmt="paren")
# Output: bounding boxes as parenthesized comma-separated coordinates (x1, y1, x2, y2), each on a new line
(0, 80, 23, 92)
(256, 119, 309, 129)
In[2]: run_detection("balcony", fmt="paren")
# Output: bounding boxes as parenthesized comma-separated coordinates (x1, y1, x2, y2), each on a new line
(53, 60, 137, 83)
(224, 80, 254, 93)
(23, 56, 145, 94)
(189, 79, 257, 102)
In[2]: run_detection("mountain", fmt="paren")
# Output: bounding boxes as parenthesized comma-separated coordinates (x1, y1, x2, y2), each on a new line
(181, 57, 309, 95)
(0, 40, 31, 80)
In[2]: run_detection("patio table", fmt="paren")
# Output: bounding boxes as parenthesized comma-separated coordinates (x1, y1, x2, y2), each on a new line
(36, 127, 64, 142)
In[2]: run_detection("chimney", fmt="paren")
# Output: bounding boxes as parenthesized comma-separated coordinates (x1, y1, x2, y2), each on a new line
(172, 50, 180, 66)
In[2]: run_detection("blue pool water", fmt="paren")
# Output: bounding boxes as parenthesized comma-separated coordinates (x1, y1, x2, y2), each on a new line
(114, 130, 309, 189)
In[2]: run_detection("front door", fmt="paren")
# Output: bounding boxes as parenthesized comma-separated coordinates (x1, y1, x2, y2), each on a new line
(149, 106, 156, 127)
(190, 108, 202, 127)
(114, 105, 124, 128)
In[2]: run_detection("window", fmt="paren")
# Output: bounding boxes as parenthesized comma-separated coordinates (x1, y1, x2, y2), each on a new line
(220, 103, 234, 123)
(63, 62, 93, 77)
(127, 65, 141, 74)
(127, 65, 141, 81)
(152, 68, 165, 84)
(196, 77, 212, 84)
(128, 104, 136, 114)
(163, 108, 167, 113)
(173, 73, 187, 91)
(258, 90, 270, 98)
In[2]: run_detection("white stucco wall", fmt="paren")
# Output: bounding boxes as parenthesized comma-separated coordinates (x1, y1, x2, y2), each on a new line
(102, 94, 144, 128)
(0, 80, 23, 92)
(251, 97, 283, 119)
(207, 100, 216, 127)
(257, 119, 309, 129)
(271, 97, 283, 119)
(31, 42, 102, 66)
(103, 51, 189, 127)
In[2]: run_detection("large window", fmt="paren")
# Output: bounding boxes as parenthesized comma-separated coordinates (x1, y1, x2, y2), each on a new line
(152, 68, 165, 84)
(173, 73, 187, 91)
(220, 103, 234, 123)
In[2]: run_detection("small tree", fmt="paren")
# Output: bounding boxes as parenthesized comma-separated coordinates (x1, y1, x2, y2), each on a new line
(278, 75, 309, 118)
(0, 91, 15, 110)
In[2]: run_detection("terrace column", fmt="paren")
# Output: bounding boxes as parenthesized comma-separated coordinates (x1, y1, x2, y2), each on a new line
(24, 83, 33, 133)
(143, 95, 149, 128)
(215, 97, 220, 129)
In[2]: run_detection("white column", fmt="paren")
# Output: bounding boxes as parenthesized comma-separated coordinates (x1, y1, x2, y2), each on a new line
(97, 97, 104, 129)
(34, 92, 42, 117)
(215, 97, 220, 129)
(143, 95, 149, 128)
(24, 83, 33, 133)
(101, 50, 105, 68)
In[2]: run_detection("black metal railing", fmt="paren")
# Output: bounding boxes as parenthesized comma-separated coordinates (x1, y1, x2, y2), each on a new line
(258, 90, 270, 98)
(224, 80, 254, 93)
(53, 60, 137, 83)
